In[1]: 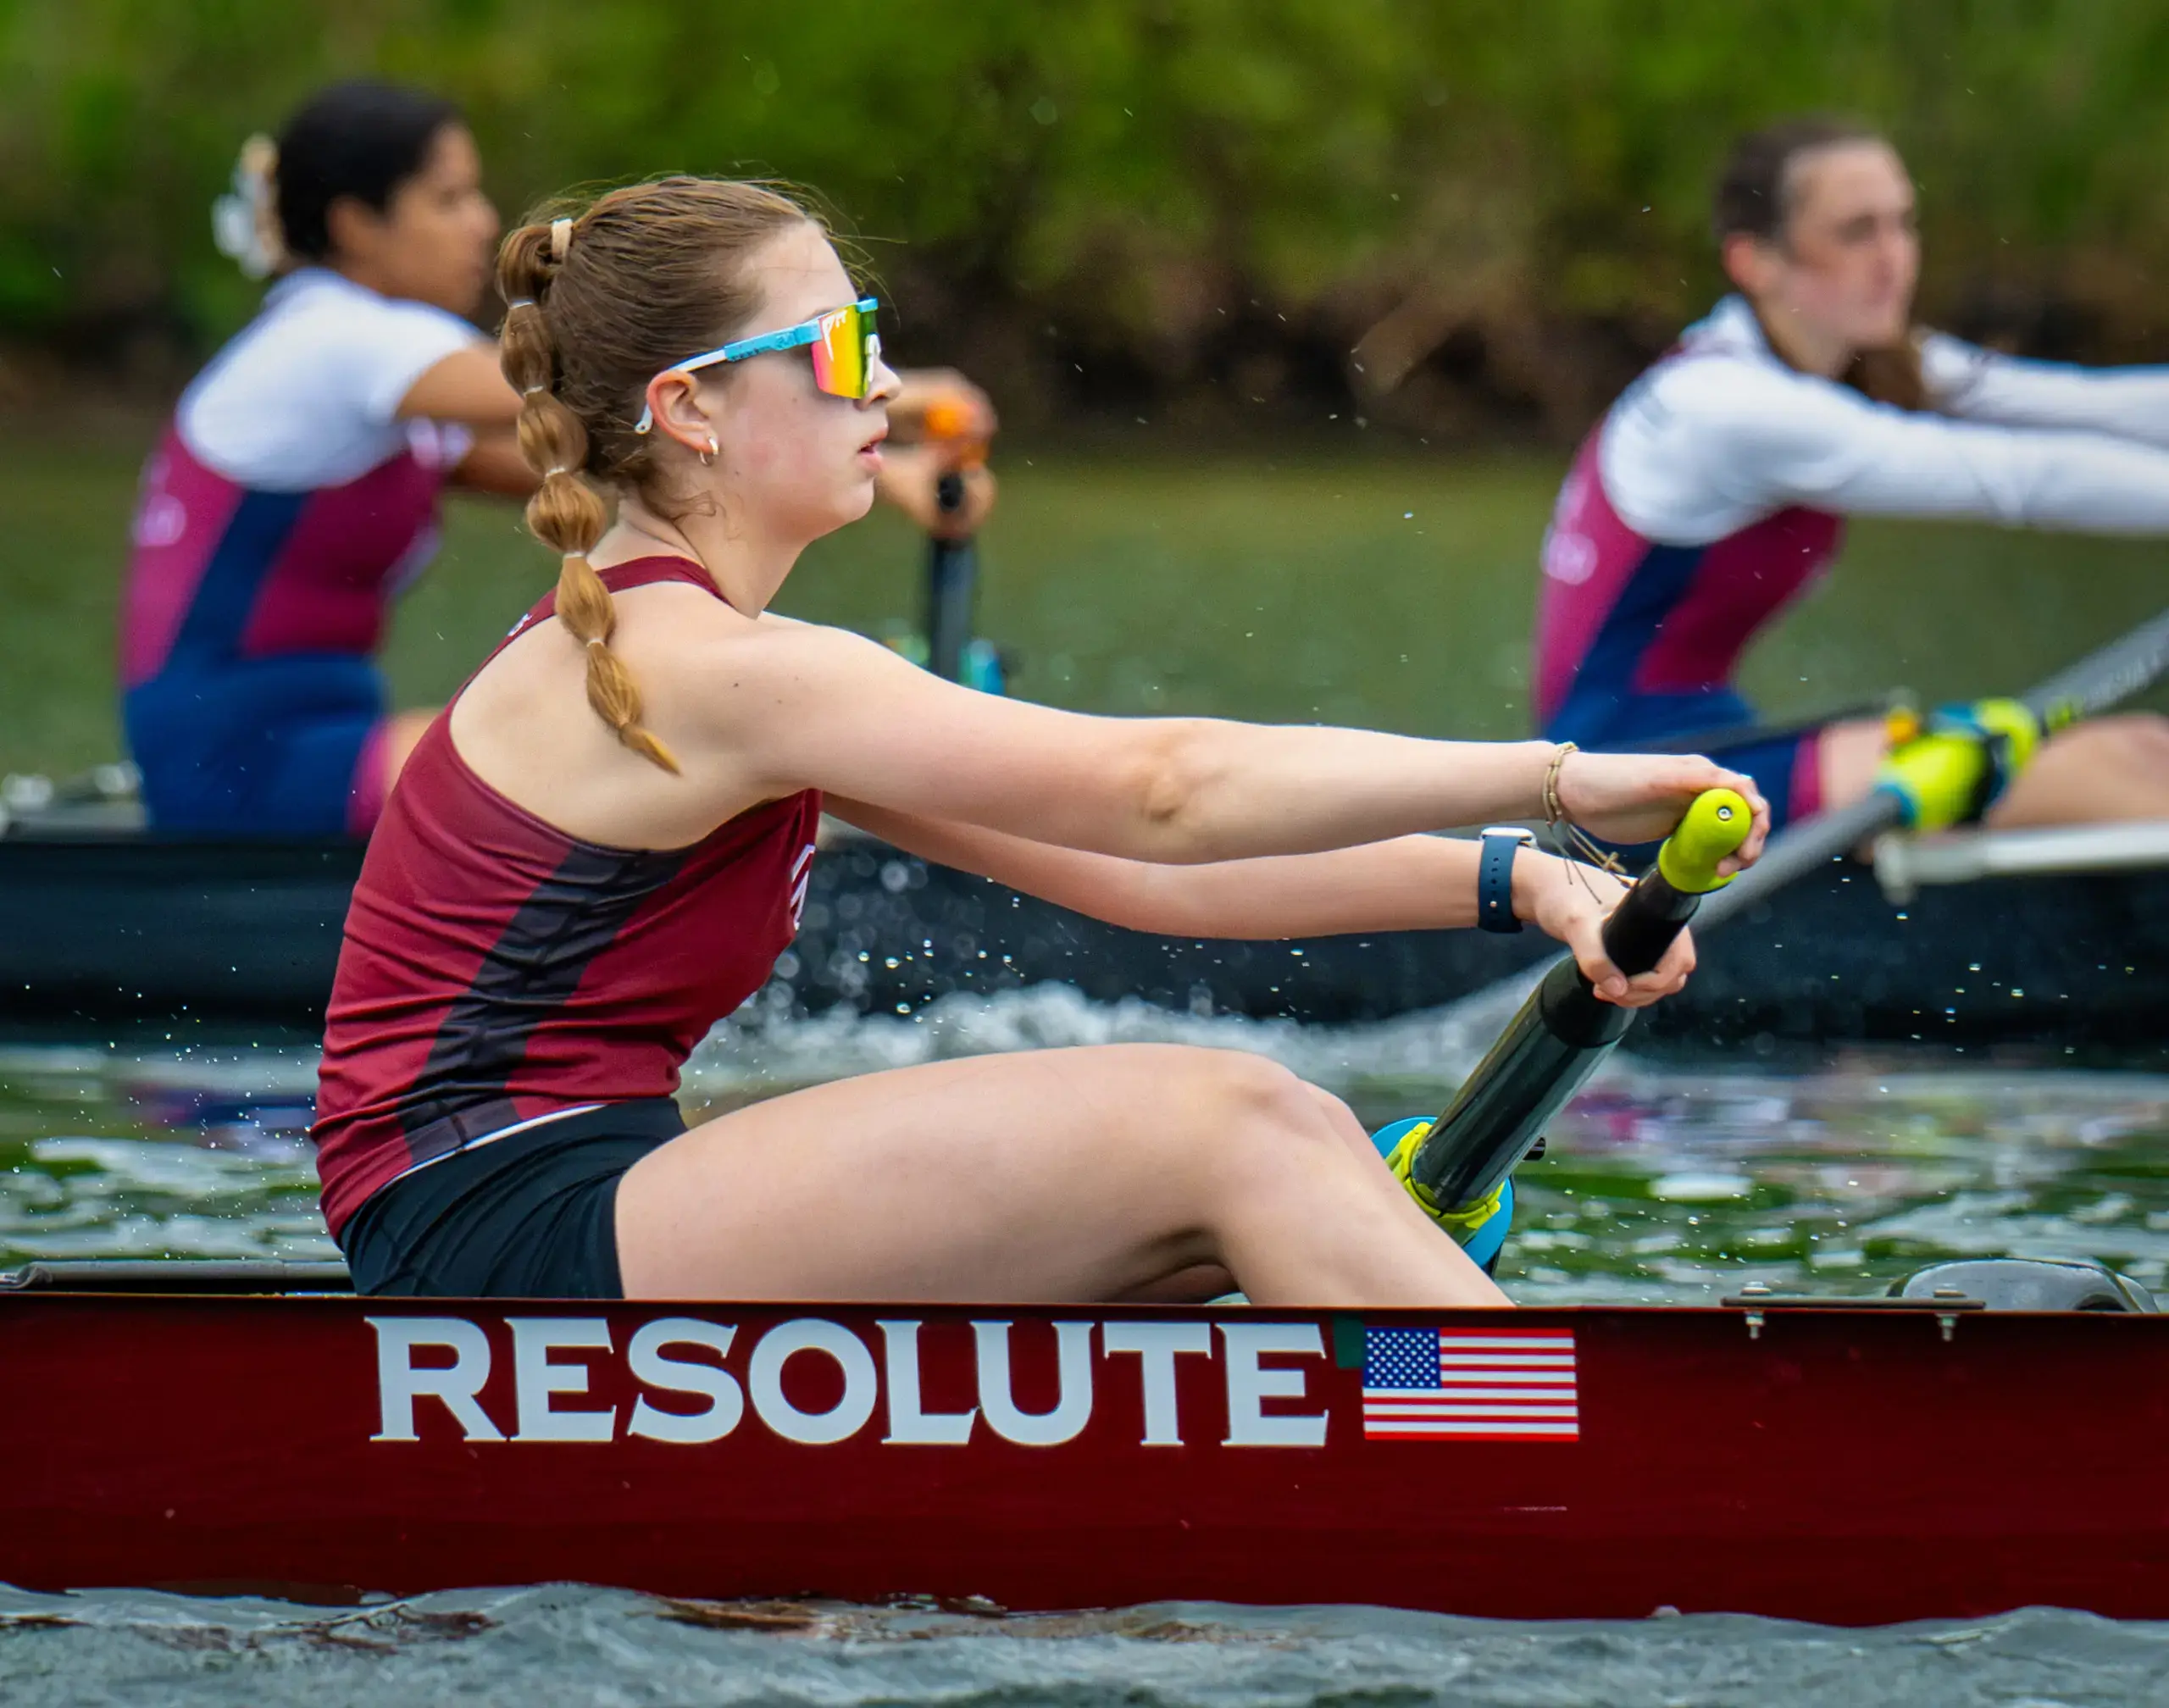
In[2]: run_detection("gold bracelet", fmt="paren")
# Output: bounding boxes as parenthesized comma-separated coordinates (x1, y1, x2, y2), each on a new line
(1541, 740, 1577, 828)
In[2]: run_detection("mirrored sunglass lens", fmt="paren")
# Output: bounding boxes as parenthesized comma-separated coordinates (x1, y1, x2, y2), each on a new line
(810, 305, 871, 398)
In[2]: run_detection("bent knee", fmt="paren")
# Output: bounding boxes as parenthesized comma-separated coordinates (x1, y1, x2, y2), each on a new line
(1146, 1048, 1331, 1140)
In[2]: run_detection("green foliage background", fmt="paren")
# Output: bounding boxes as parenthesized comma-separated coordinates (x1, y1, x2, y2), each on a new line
(5, 0, 2169, 426)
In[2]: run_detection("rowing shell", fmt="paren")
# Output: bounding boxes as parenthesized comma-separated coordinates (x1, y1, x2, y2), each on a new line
(1, 1270, 2164, 1622)
(3, 824, 2165, 1049)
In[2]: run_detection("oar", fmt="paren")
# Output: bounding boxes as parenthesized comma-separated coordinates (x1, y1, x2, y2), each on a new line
(1696, 602, 2169, 932)
(1393, 789, 1751, 1217)
(921, 400, 988, 683)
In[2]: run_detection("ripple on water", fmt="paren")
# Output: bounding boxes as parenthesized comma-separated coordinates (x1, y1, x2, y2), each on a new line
(3, 984, 2168, 1305)
(1, 1585, 2166, 1707)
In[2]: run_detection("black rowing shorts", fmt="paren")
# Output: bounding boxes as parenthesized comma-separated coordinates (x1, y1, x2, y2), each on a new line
(337, 1100, 685, 1298)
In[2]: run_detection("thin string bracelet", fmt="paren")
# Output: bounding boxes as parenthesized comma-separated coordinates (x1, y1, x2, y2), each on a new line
(1538, 740, 1625, 884)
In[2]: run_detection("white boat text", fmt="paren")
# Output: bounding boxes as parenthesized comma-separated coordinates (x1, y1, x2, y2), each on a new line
(366, 1315, 1331, 1450)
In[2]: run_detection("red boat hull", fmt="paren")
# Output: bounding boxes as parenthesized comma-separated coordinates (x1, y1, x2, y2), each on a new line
(3, 1295, 2163, 1623)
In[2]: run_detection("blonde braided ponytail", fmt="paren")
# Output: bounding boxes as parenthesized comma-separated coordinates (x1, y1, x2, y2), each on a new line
(496, 219, 680, 774)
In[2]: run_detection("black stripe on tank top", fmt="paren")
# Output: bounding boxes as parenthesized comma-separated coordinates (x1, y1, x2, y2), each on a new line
(397, 841, 688, 1164)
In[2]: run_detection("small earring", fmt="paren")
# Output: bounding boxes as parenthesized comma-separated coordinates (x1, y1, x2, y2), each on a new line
(701, 438, 718, 468)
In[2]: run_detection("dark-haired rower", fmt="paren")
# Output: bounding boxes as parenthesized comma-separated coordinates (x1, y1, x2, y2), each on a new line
(121, 82, 993, 835)
(1535, 118, 2169, 832)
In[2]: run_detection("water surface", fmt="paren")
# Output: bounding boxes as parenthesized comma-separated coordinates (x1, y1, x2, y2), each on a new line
(8, 989, 2166, 1301)
(3, 1586, 2165, 1707)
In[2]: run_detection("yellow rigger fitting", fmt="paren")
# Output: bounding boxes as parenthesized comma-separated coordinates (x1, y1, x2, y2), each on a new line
(1384, 1121, 1507, 1234)
(1876, 696, 2045, 831)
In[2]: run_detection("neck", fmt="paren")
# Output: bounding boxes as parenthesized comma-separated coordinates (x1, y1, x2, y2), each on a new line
(1748, 298, 1852, 379)
(330, 258, 393, 299)
(604, 492, 802, 616)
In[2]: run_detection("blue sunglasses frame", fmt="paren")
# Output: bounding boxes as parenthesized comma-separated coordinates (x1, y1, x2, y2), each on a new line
(633, 297, 880, 433)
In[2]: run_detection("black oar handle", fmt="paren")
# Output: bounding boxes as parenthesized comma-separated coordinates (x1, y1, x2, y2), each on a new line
(1591, 786, 1750, 979)
(1593, 867, 1698, 980)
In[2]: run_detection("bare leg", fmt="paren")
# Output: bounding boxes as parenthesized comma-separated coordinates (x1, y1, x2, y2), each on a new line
(1817, 712, 2169, 826)
(615, 1043, 1509, 1309)
(1106, 1084, 1438, 1305)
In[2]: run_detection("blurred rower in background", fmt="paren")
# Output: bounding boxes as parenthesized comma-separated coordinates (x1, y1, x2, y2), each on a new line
(1534, 116, 2169, 835)
(119, 79, 994, 836)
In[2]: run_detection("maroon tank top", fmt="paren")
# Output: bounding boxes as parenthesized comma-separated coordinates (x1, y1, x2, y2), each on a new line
(311, 557, 820, 1236)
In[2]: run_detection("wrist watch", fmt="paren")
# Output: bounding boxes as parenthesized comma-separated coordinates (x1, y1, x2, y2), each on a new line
(1478, 826, 1536, 933)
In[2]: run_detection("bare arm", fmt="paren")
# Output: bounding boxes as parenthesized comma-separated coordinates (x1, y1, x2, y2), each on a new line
(449, 427, 541, 496)
(830, 797, 1695, 1006)
(690, 620, 1750, 865)
(395, 344, 523, 430)
(831, 796, 1485, 936)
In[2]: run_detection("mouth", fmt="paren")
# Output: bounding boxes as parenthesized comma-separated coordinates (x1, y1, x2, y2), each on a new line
(857, 424, 888, 467)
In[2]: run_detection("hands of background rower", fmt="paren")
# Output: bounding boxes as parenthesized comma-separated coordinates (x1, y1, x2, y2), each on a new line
(877, 368, 999, 538)
(876, 444, 997, 537)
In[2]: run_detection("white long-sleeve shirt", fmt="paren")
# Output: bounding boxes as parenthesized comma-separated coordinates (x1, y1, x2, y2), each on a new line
(1534, 295, 2169, 747)
(1600, 295, 2169, 544)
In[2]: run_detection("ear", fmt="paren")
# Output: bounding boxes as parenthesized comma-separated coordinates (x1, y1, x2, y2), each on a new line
(1719, 231, 1778, 297)
(643, 370, 720, 457)
(324, 194, 385, 263)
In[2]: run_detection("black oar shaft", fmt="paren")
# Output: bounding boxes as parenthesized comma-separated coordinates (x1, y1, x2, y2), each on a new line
(925, 470, 975, 682)
(1701, 602, 2169, 931)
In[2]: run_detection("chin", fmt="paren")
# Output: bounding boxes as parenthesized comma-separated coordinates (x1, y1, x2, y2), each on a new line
(798, 488, 877, 543)
(1858, 306, 1912, 347)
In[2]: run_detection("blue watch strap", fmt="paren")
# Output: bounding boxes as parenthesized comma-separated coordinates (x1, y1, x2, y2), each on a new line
(1478, 828, 1532, 933)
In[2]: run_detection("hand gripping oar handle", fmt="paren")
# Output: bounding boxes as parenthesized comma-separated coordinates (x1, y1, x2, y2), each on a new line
(1406, 789, 1751, 1212)
(1697, 602, 2169, 934)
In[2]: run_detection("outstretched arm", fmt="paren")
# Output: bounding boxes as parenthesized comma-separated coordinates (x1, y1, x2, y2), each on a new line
(679, 619, 1762, 865)
(1679, 360, 2169, 535)
(1922, 334, 2169, 449)
(828, 797, 1694, 1006)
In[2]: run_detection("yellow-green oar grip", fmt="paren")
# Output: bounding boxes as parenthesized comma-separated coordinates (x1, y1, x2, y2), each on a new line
(1656, 787, 1751, 894)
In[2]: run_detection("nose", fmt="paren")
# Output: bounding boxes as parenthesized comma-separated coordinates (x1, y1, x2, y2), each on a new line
(863, 349, 902, 407)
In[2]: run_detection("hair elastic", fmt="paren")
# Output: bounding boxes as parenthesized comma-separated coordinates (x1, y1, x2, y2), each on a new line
(550, 217, 573, 261)
(505, 297, 535, 310)
(521, 382, 551, 397)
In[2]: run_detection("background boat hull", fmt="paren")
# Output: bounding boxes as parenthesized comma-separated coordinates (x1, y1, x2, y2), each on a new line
(3, 833, 2164, 1049)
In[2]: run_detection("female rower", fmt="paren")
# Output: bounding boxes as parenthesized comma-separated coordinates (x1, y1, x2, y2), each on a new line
(121, 80, 519, 835)
(1534, 116, 2169, 831)
(121, 84, 995, 836)
(311, 177, 1765, 1309)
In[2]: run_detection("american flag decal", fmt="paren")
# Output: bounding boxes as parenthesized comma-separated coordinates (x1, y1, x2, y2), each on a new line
(1361, 1326, 1579, 1441)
